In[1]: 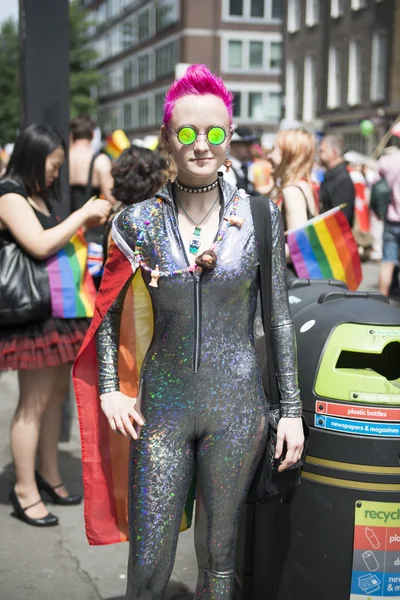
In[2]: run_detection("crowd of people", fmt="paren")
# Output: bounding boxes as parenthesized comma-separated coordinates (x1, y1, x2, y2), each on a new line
(0, 62, 399, 599)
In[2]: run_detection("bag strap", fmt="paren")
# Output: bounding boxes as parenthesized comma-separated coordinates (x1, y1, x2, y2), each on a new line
(250, 196, 281, 408)
(85, 153, 99, 200)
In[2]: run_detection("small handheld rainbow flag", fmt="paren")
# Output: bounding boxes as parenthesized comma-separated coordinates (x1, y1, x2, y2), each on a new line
(286, 206, 362, 291)
(104, 129, 130, 160)
(46, 231, 97, 318)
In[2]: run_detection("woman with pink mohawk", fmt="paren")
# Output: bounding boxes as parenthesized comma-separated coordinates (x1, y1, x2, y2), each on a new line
(74, 64, 304, 599)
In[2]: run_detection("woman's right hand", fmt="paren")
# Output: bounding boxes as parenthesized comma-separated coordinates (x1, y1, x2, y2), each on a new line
(80, 196, 111, 227)
(100, 391, 145, 439)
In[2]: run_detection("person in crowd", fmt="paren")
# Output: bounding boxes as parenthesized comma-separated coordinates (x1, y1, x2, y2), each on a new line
(102, 145, 167, 255)
(268, 128, 318, 267)
(222, 125, 257, 194)
(69, 116, 114, 210)
(377, 147, 400, 296)
(319, 135, 355, 226)
(0, 124, 110, 527)
(249, 144, 273, 196)
(74, 64, 304, 599)
(69, 116, 116, 286)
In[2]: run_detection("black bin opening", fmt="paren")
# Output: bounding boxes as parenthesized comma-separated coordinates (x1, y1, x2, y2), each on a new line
(336, 341, 400, 381)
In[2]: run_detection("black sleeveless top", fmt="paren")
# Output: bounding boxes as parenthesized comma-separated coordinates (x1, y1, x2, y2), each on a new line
(0, 179, 58, 239)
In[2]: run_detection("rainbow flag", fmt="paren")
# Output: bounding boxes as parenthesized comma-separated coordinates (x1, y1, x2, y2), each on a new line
(73, 241, 194, 545)
(104, 129, 130, 160)
(286, 206, 362, 291)
(47, 231, 97, 318)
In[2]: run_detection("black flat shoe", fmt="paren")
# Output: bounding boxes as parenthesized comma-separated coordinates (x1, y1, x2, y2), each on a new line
(35, 471, 82, 506)
(9, 488, 59, 527)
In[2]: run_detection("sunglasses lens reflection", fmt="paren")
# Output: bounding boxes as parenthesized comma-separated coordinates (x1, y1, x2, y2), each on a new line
(178, 127, 197, 145)
(207, 127, 226, 145)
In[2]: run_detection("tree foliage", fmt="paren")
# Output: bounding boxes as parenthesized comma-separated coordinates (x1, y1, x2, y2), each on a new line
(69, 0, 101, 118)
(0, 19, 20, 146)
(0, 3, 100, 144)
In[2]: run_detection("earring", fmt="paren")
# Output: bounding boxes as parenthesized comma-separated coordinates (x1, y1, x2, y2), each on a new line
(224, 147, 232, 173)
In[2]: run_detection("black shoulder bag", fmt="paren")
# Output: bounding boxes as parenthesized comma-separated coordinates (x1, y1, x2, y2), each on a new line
(247, 196, 309, 504)
(0, 180, 51, 325)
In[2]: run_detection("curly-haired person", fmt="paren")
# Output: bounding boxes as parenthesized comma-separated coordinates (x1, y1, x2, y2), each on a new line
(102, 145, 166, 256)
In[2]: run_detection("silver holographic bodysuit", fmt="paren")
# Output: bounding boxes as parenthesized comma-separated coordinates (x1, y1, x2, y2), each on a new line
(96, 176, 301, 600)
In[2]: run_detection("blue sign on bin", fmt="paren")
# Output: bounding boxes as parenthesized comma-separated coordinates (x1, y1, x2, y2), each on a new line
(314, 415, 400, 437)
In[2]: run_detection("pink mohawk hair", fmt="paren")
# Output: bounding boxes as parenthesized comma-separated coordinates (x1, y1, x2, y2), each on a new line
(163, 64, 234, 125)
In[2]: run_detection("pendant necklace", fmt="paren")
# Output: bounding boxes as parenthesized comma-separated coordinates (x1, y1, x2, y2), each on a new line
(175, 193, 220, 255)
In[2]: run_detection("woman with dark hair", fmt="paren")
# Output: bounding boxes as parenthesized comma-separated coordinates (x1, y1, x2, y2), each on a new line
(0, 123, 110, 527)
(74, 65, 303, 599)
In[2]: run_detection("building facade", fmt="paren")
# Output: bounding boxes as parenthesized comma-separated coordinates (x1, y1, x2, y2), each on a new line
(283, 0, 400, 153)
(81, 0, 283, 139)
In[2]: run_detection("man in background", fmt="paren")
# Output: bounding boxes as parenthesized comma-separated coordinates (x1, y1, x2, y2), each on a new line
(223, 126, 257, 195)
(319, 135, 355, 226)
(69, 116, 114, 213)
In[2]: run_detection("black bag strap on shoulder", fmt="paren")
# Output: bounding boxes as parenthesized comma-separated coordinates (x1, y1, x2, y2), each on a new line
(250, 196, 280, 408)
(85, 153, 99, 200)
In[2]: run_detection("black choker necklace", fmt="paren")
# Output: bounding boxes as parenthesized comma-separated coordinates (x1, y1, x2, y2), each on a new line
(174, 178, 219, 194)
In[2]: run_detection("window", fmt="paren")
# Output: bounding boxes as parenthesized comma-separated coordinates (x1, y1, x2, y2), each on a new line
(138, 54, 151, 85)
(232, 91, 242, 117)
(124, 61, 133, 90)
(124, 103, 132, 129)
(306, 0, 319, 26)
(285, 60, 299, 120)
(348, 40, 363, 105)
(155, 41, 177, 78)
(138, 98, 149, 126)
(370, 31, 388, 102)
(155, 92, 165, 123)
(138, 9, 150, 42)
(351, 0, 366, 9)
(331, 0, 344, 18)
(287, 0, 301, 32)
(270, 42, 282, 69)
(249, 41, 263, 69)
(267, 92, 282, 122)
(156, 0, 179, 31)
(228, 41, 243, 69)
(271, 0, 282, 19)
(121, 20, 135, 50)
(249, 92, 263, 119)
(303, 56, 317, 122)
(327, 47, 341, 108)
(250, 0, 264, 18)
(229, 0, 244, 15)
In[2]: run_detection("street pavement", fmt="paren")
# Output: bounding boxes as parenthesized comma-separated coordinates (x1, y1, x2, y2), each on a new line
(0, 262, 396, 600)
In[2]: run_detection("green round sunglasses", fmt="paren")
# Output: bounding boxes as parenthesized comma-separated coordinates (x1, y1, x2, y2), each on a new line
(173, 125, 228, 146)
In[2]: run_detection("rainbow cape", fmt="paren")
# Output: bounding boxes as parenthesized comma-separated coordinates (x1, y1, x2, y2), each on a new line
(286, 206, 362, 291)
(46, 231, 96, 318)
(73, 240, 194, 546)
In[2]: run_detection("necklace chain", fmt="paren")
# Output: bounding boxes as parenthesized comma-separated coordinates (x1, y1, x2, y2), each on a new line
(175, 193, 220, 227)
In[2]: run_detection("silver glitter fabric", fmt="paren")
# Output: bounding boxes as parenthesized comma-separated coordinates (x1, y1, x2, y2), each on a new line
(96, 175, 301, 600)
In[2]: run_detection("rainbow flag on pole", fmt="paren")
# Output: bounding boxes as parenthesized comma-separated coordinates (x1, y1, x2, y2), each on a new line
(47, 231, 97, 318)
(286, 206, 362, 291)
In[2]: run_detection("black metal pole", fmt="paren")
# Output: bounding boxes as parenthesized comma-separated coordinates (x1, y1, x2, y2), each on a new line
(19, 0, 70, 217)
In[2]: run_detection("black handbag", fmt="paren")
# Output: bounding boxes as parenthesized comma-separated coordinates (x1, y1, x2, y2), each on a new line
(0, 225, 51, 326)
(247, 196, 309, 504)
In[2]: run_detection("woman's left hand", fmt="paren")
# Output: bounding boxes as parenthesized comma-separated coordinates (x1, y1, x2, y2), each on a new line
(275, 417, 305, 473)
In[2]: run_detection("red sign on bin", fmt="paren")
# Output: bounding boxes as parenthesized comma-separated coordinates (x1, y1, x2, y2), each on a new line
(316, 401, 400, 422)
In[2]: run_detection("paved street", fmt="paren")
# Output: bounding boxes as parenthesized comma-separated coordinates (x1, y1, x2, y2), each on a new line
(0, 262, 395, 600)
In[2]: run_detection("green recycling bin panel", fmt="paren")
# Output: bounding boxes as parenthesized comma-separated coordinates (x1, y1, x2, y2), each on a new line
(315, 323, 400, 404)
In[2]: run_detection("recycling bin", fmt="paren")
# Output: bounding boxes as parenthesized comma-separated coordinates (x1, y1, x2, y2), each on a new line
(236, 283, 400, 600)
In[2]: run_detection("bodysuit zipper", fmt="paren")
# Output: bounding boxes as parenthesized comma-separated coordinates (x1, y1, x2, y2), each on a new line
(193, 272, 202, 373)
